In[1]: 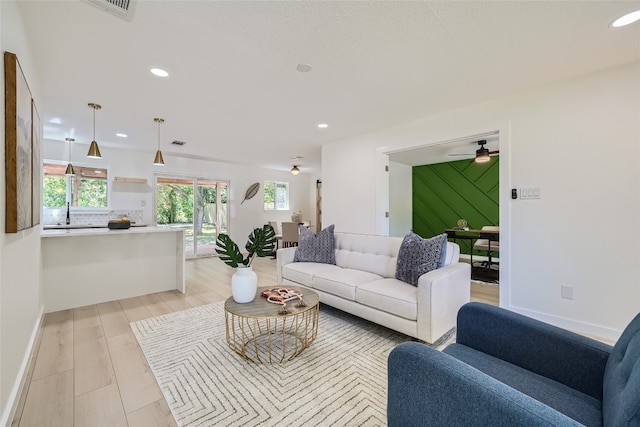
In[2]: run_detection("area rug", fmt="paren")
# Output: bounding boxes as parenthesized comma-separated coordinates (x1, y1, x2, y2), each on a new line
(131, 302, 438, 427)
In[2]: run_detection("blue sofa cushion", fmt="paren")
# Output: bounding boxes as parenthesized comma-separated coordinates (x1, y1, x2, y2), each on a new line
(602, 311, 640, 427)
(444, 343, 603, 426)
(455, 302, 611, 400)
(388, 342, 583, 427)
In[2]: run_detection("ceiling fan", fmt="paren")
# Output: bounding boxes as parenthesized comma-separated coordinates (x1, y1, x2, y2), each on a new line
(449, 140, 499, 163)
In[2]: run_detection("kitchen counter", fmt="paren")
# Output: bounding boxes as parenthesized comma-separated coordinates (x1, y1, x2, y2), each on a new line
(42, 227, 185, 312)
(40, 225, 173, 238)
(42, 223, 148, 230)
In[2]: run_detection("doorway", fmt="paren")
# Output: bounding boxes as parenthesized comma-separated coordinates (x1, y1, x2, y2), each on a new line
(381, 129, 506, 305)
(155, 175, 228, 258)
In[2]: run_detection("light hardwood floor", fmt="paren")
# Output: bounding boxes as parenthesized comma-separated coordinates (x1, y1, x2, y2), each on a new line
(12, 257, 498, 426)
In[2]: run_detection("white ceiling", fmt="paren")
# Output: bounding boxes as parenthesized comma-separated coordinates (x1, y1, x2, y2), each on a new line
(15, 0, 640, 173)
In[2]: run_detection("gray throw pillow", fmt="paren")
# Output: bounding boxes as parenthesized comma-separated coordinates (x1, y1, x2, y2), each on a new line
(437, 237, 448, 268)
(294, 224, 336, 264)
(396, 232, 447, 286)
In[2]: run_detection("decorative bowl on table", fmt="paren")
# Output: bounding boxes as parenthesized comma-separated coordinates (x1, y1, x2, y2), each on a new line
(108, 217, 131, 229)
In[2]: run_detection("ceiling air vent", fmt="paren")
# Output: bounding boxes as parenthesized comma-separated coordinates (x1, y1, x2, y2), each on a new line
(171, 140, 187, 146)
(84, 0, 135, 21)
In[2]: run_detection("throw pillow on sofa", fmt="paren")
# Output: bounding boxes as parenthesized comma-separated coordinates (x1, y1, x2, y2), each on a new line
(294, 224, 336, 264)
(396, 232, 447, 286)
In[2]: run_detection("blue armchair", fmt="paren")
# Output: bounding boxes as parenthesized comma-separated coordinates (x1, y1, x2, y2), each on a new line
(388, 302, 640, 426)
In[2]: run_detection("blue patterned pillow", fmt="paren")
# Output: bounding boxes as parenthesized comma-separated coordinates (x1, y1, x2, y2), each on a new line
(294, 224, 336, 264)
(396, 232, 447, 286)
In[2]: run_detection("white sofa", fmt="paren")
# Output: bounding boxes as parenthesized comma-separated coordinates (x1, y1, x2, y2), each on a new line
(276, 232, 471, 344)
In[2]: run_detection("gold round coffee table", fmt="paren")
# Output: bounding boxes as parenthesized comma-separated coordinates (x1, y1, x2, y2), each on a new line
(224, 286, 319, 363)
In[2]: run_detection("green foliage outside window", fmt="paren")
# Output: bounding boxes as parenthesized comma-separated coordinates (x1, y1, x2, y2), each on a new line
(156, 183, 227, 233)
(77, 178, 107, 207)
(43, 176, 66, 207)
(264, 181, 288, 210)
(157, 184, 193, 224)
(264, 182, 275, 209)
(42, 164, 108, 208)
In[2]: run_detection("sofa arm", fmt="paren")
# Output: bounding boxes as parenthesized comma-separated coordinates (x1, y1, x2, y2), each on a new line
(276, 247, 297, 285)
(415, 262, 471, 344)
(387, 342, 582, 427)
(456, 302, 612, 400)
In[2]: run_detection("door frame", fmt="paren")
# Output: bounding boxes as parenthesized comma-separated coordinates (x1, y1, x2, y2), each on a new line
(375, 124, 511, 307)
(153, 172, 230, 259)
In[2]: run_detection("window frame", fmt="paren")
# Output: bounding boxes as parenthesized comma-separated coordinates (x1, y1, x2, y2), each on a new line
(42, 159, 111, 210)
(263, 180, 290, 211)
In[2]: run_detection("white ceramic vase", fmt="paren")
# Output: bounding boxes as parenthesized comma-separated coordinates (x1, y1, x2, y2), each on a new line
(231, 266, 258, 303)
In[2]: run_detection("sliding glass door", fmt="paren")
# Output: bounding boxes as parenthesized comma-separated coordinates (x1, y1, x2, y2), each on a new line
(155, 175, 228, 258)
(195, 179, 228, 256)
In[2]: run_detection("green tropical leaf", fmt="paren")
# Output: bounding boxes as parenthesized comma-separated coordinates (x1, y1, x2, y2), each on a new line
(245, 224, 276, 265)
(215, 233, 246, 267)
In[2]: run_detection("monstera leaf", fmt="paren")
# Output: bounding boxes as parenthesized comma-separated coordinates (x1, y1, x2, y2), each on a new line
(215, 224, 277, 268)
(215, 233, 246, 267)
(246, 224, 276, 260)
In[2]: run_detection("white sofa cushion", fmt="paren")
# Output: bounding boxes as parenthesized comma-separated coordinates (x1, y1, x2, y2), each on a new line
(442, 241, 459, 266)
(334, 233, 403, 278)
(356, 278, 418, 321)
(282, 262, 341, 287)
(313, 268, 383, 301)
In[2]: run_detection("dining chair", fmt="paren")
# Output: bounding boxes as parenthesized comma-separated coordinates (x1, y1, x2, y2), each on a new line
(268, 221, 282, 246)
(281, 222, 299, 248)
(473, 225, 499, 270)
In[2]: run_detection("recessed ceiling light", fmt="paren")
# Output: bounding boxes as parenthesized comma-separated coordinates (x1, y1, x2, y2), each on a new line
(611, 10, 640, 27)
(49, 117, 62, 124)
(116, 133, 127, 138)
(296, 63, 313, 73)
(150, 68, 169, 77)
(318, 123, 328, 128)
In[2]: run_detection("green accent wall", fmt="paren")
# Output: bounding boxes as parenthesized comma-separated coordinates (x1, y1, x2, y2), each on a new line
(412, 156, 499, 255)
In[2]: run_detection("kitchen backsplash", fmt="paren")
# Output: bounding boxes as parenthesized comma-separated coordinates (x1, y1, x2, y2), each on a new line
(43, 209, 144, 226)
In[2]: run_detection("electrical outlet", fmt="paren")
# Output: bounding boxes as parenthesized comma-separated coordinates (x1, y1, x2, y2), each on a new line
(141, 200, 146, 207)
(561, 285, 573, 300)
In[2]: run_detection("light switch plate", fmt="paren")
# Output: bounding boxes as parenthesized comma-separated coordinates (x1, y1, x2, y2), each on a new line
(520, 187, 541, 200)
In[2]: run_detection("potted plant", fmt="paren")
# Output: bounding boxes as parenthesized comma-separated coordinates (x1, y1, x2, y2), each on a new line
(215, 224, 276, 303)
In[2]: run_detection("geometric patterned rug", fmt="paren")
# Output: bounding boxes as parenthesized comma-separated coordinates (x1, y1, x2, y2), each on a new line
(131, 302, 419, 427)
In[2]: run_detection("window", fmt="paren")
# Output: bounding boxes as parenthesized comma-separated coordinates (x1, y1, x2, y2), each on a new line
(264, 181, 289, 210)
(43, 162, 108, 208)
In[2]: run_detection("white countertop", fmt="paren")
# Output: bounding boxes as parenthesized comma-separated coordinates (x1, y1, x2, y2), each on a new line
(41, 226, 184, 238)
(42, 223, 149, 230)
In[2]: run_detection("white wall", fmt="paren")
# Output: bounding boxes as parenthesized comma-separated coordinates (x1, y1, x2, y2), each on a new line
(42, 140, 312, 248)
(1, 2, 45, 424)
(323, 61, 640, 340)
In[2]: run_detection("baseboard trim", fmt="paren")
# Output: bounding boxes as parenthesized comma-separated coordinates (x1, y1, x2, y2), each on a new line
(506, 304, 621, 343)
(1, 305, 45, 427)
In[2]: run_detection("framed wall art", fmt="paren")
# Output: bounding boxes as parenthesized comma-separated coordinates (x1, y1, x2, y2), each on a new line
(4, 51, 33, 233)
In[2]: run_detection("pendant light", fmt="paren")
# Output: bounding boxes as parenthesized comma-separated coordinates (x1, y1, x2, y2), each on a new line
(153, 118, 165, 166)
(65, 138, 75, 175)
(290, 165, 300, 175)
(87, 103, 102, 159)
